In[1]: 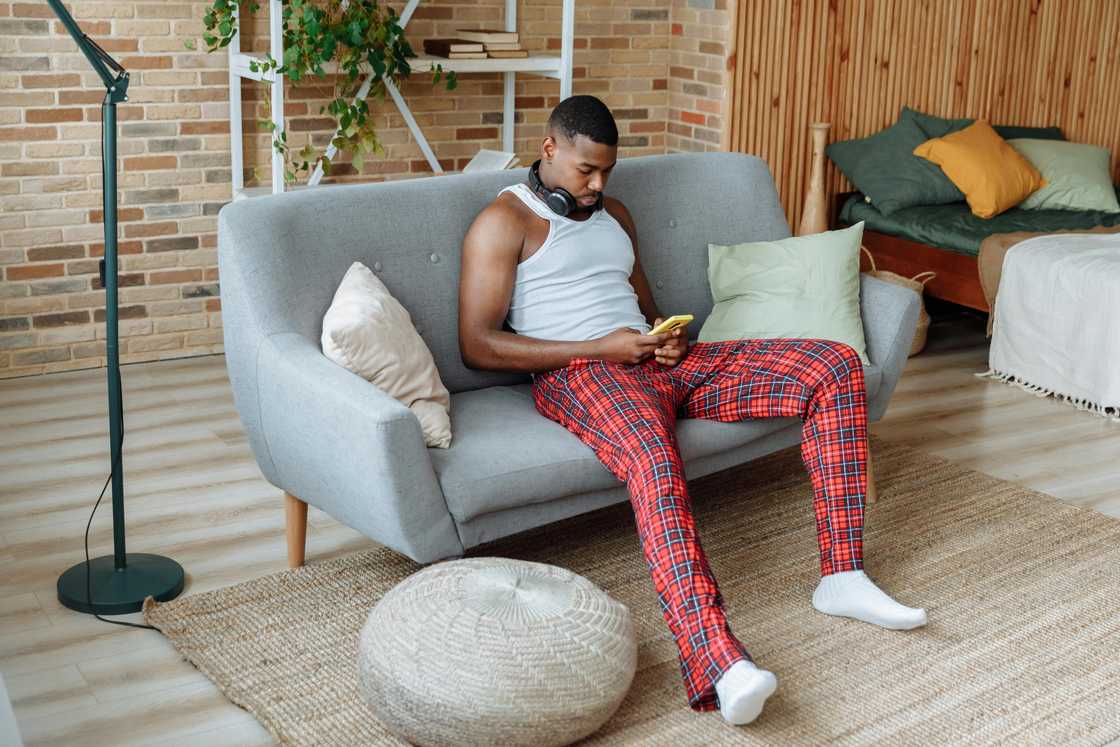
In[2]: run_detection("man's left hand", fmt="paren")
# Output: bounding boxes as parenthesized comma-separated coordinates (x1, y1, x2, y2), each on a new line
(652, 318, 689, 367)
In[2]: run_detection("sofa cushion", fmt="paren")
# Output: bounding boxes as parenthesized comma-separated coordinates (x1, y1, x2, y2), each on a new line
(1008, 139, 1120, 213)
(699, 222, 870, 364)
(321, 261, 452, 448)
(900, 106, 1066, 143)
(914, 121, 1045, 219)
(825, 116, 965, 215)
(431, 366, 881, 523)
(900, 106, 973, 138)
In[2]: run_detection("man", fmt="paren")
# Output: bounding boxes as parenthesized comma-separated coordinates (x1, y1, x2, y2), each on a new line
(458, 95, 927, 726)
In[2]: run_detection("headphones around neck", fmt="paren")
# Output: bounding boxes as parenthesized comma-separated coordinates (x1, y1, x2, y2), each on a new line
(528, 159, 604, 217)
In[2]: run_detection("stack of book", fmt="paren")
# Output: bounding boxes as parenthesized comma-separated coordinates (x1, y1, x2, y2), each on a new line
(455, 29, 528, 59)
(422, 39, 486, 60)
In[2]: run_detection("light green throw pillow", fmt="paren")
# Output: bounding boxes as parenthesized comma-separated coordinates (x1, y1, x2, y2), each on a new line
(698, 222, 870, 364)
(1008, 139, 1120, 213)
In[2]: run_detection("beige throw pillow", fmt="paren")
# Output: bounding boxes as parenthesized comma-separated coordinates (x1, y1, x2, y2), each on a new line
(321, 261, 452, 449)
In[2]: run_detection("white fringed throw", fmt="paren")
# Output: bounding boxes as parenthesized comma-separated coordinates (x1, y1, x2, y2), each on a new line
(979, 232, 1120, 421)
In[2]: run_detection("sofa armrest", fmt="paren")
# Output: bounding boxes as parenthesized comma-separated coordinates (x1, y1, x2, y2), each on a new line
(859, 274, 921, 422)
(255, 332, 464, 563)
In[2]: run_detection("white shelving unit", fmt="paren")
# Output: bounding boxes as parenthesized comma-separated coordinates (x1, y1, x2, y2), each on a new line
(227, 0, 575, 200)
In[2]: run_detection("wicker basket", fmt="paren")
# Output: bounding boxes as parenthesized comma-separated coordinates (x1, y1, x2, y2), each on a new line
(861, 246, 936, 356)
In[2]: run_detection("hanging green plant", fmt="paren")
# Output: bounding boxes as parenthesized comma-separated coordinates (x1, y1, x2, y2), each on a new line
(186, 0, 457, 184)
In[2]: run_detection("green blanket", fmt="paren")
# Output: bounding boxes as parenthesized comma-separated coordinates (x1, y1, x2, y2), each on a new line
(840, 187, 1120, 256)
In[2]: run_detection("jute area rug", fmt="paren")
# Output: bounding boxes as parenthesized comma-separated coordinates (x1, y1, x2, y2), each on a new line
(143, 439, 1120, 746)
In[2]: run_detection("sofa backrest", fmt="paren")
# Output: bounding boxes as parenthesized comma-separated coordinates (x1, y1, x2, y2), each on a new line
(217, 151, 790, 394)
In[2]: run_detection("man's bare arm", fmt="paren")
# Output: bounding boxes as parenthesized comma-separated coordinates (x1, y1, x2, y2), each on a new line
(608, 198, 662, 325)
(458, 202, 604, 374)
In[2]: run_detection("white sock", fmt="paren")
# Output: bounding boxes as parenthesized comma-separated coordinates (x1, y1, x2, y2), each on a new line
(812, 569, 927, 630)
(714, 659, 778, 725)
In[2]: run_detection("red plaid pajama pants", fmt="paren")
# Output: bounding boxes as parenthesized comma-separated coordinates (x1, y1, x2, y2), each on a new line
(530, 338, 869, 711)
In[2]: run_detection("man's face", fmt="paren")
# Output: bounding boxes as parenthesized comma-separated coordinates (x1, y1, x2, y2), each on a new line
(542, 133, 618, 208)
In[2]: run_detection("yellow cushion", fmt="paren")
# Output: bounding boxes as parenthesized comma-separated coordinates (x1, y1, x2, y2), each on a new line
(913, 120, 1045, 218)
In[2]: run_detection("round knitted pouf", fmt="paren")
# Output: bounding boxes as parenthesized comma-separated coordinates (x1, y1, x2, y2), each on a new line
(357, 557, 637, 747)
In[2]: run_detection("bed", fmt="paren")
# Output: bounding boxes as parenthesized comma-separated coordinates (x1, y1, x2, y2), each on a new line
(834, 187, 1120, 311)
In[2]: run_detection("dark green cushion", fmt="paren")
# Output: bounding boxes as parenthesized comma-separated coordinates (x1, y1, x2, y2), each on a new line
(900, 106, 1065, 141)
(826, 116, 965, 216)
(993, 124, 1065, 141)
(900, 106, 971, 138)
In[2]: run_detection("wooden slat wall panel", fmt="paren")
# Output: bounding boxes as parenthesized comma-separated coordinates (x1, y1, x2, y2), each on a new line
(729, 0, 1120, 229)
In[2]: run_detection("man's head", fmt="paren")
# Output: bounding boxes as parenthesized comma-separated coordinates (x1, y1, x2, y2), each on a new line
(539, 95, 618, 209)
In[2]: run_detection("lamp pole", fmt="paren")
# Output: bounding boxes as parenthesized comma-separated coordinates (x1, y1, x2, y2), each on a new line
(50, 0, 185, 615)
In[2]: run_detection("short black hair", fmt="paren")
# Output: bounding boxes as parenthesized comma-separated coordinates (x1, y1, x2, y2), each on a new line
(547, 95, 619, 146)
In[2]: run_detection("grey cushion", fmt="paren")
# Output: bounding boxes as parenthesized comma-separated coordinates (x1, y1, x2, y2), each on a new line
(431, 366, 881, 522)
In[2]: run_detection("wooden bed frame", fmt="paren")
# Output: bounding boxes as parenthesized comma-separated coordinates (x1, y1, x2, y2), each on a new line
(832, 192, 990, 312)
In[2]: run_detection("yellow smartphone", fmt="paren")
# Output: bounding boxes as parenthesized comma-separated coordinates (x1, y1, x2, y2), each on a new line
(648, 314, 693, 336)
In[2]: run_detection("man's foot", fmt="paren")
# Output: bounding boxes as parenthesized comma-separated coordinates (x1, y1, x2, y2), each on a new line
(714, 659, 778, 725)
(812, 569, 927, 629)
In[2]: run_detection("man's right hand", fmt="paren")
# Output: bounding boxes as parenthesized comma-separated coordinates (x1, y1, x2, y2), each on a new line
(592, 327, 669, 365)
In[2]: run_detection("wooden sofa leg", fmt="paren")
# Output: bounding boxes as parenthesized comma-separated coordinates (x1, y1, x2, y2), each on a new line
(866, 451, 878, 504)
(284, 491, 308, 568)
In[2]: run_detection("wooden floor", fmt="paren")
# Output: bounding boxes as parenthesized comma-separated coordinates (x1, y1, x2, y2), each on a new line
(1, 312, 1117, 746)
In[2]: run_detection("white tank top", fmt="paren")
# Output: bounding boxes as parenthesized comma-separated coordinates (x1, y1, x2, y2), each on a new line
(499, 182, 651, 342)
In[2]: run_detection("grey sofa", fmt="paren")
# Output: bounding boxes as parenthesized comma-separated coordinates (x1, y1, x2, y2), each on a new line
(218, 152, 920, 567)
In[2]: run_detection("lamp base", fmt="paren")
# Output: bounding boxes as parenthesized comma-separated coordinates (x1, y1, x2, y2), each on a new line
(57, 553, 185, 615)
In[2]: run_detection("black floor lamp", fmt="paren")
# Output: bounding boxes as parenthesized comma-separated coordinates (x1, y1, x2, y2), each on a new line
(49, 0, 185, 615)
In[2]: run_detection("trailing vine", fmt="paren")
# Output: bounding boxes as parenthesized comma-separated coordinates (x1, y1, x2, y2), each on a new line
(186, 0, 457, 184)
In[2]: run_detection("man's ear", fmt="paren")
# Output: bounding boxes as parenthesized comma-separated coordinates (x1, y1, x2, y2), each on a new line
(541, 135, 557, 162)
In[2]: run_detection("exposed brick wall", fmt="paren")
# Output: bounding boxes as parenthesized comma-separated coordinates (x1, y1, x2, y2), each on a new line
(1, 2, 226, 378)
(667, 0, 734, 152)
(0, 0, 730, 379)
(236, 1, 672, 182)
